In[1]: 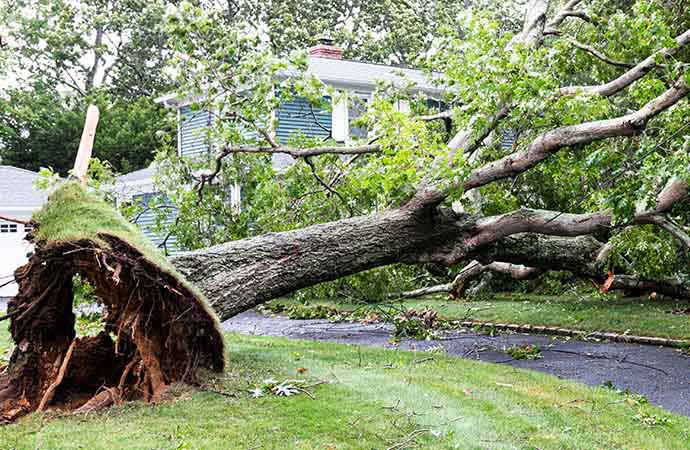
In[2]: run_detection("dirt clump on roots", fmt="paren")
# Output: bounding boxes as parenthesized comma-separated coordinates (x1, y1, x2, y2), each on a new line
(0, 186, 224, 423)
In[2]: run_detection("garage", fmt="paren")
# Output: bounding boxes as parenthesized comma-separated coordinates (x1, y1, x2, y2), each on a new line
(0, 166, 48, 298)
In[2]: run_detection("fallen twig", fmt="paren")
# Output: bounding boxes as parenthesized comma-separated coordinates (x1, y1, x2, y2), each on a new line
(387, 428, 430, 450)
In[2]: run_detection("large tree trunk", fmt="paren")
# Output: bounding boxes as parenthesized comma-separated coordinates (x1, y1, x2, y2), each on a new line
(172, 206, 472, 321)
(173, 221, 690, 322)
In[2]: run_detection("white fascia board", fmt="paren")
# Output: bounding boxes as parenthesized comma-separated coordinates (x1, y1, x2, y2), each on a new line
(0, 206, 42, 212)
(117, 178, 156, 188)
(275, 70, 446, 99)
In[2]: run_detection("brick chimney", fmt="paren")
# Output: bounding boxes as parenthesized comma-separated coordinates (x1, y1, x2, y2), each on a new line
(308, 36, 344, 60)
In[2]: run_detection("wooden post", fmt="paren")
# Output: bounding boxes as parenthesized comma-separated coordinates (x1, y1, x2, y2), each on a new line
(72, 105, 100, 186)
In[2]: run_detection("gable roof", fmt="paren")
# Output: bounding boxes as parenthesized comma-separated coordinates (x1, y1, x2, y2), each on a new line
(117, 165, 158, 184)
(298, 56, 445, 95)
(156, 55, 446, 107)
(0, 166, 49, 218)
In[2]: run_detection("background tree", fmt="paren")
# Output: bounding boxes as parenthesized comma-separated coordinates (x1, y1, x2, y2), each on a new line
(0, 85, 172, 175)
(0, 0, 172, 97)
(204, 0, 512, 64)
(0, 0, 174, 173)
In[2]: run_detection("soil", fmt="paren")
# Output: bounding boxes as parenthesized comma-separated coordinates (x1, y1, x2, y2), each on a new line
(223, 310, 690, 417)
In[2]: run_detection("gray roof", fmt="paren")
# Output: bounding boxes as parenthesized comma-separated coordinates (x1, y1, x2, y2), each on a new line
(157, 56, 446, 107)
(0, 166, 49, 217)
(116, 165, 158, 183)
(301, 57, 445, 95)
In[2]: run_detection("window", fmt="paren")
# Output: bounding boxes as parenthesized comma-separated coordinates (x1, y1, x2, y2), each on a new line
(348, 92, 370, 140)
(24, 224, 33, 233)
(0, 223, 18, 233)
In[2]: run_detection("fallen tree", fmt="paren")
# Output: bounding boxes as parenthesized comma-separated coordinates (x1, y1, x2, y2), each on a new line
(171, 84, 690, 320)
(163, 0, 690, 319)
(0, 183, 224, 422)
(158, 0, 690, 320)
(3, 0, 690, 422)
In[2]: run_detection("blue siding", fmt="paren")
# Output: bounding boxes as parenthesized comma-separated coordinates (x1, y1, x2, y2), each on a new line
(132, 194, 178, 255)
(179, 105, 212, 158)
(275, 97, 332, 143)
(501, 130, 517, 150)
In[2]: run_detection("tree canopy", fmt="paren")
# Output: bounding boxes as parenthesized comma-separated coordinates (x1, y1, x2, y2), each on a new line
(0, 0, 174, 174)
(153, 0, 690, 316)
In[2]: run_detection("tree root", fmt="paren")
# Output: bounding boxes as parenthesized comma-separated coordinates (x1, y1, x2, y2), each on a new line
(75, 387, 121, 415)
(37, 340, 77, 412)
(0, 234, 225, 422)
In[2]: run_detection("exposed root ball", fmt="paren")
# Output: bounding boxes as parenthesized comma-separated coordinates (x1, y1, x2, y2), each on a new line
(0, 234, 224, 422)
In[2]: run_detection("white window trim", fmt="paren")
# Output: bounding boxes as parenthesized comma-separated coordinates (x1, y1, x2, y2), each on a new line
(396, 99, 410, 114)
(331, 91, 348, 143)
(176, 107, 182, 157)
(230, 182, 242, 213)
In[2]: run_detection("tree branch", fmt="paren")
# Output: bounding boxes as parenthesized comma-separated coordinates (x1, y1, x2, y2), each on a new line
(419, 111, 453, 122)
(543, 0, 587, 35)
(473, 233, 690, 299)
(448, 104, 512, 155)
(560, 29, 690, 97)
(563, 37, 635, 68)
(466, 208, 616, 250)
(467, 177, 690, 253)
(219, 144, 381, 158)
(0, 214, 31, 225)
(463, 77, 688, 192)
(641, 215, 690, 250)
(397, 260, 541, 299)
(304, 156, 359, 215)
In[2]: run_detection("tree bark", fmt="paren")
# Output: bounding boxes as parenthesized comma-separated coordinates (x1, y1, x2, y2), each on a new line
(476, 234, 690, 299)
(171, 206, 473, 321)
(172, 203, 690, 322)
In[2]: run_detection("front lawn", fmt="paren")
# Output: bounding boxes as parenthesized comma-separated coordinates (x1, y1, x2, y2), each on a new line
(2, 324, 690, 449)
(268, 292, 690, 339)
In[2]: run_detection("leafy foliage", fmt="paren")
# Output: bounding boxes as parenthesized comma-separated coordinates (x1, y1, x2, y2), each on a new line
(0, 86, 173, 175)
(0, 0, 172, 97)
(506, 344, 542, 360)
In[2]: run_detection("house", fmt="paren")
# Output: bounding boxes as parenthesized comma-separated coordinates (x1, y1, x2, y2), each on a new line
(0, 166, 49, 297)
(115, 39, 446, 251)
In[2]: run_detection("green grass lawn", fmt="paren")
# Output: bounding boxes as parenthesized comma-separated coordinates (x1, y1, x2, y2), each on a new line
(2, 324, 690, 449)
(269, 292, 690, 340)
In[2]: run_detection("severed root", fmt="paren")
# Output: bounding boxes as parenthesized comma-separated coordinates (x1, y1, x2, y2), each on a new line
(74, 388, 121, 415)
(37, 340, 77, 412)
(118, 356, 141, 394)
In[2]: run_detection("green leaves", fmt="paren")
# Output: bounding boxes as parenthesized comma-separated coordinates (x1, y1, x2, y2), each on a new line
(608, 226, 684, 279)
(151, 0, 690, 287)
(2, 0, 172, 97)
(0, 87, 172, 175)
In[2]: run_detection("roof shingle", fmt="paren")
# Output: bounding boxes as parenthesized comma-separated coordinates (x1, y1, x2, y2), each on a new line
(0, 166, 49, 217)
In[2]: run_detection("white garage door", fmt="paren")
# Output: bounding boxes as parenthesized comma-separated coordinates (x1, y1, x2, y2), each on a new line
(0, 222, 33, 297)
